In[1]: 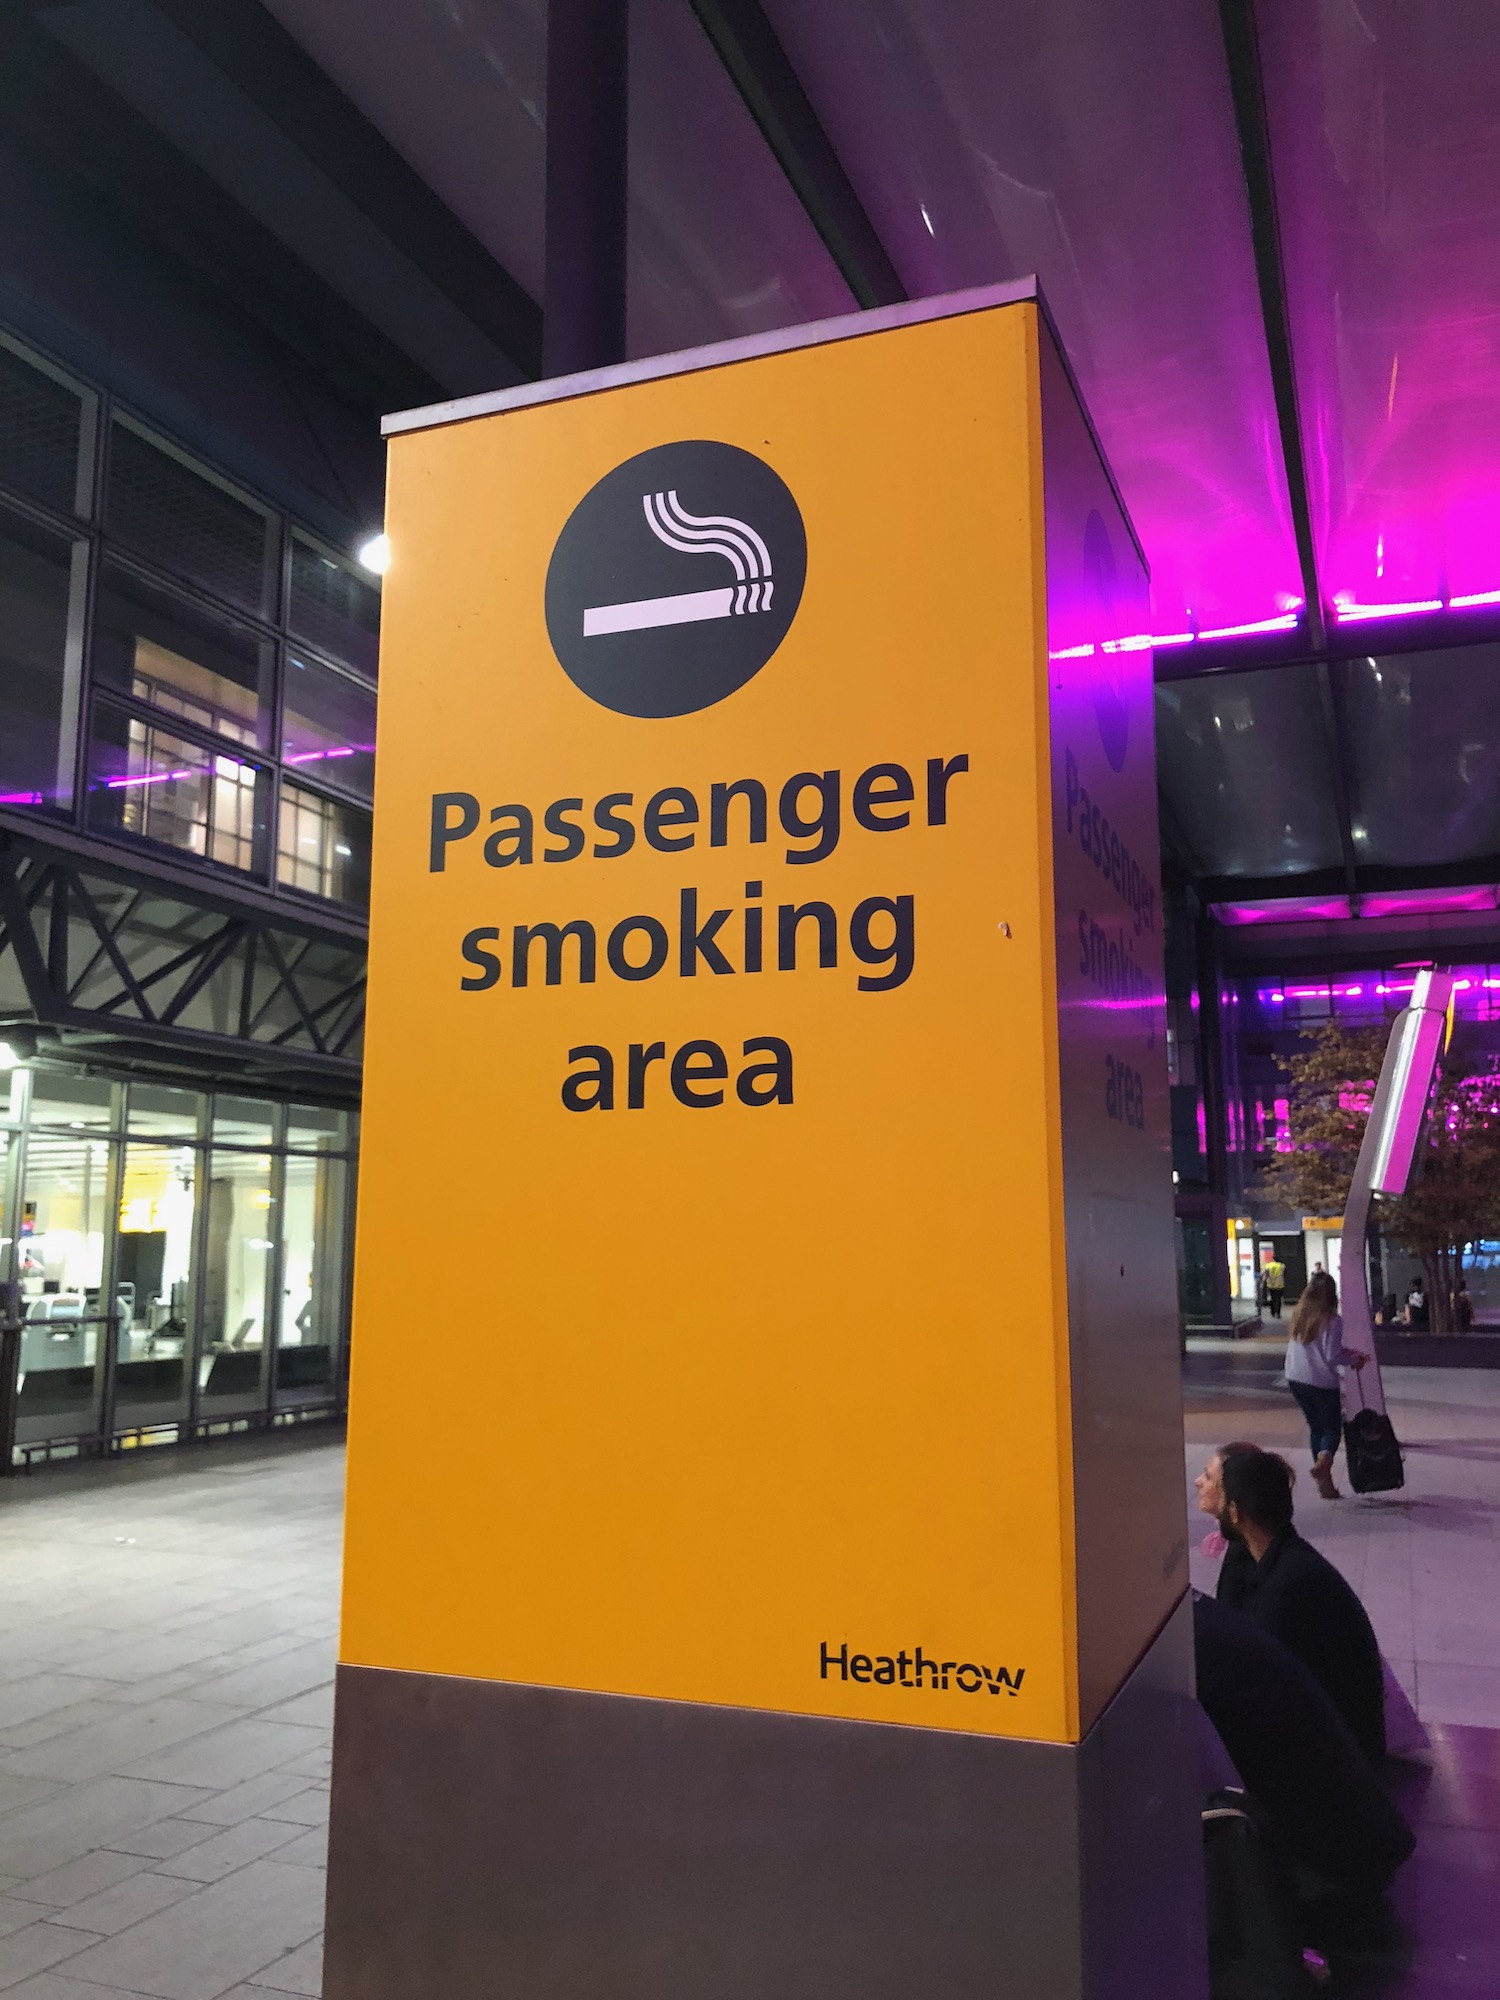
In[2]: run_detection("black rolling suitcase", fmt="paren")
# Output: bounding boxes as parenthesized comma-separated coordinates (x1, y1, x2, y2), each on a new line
(1343, 1371, 1404, 1494)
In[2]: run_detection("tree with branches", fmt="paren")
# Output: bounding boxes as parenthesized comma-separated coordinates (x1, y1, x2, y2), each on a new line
(1260, 1019, 1500, 1332)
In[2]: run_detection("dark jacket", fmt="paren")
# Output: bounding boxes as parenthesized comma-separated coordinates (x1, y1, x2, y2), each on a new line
(1193, 1593, 1414, 1893)
(1217, 1526, 1386, 1764)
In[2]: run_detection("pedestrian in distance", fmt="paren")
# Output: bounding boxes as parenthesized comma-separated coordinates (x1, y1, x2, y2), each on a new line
(1284, 1272, 1365, 1499)
(1263, 1255, 1286, 1319)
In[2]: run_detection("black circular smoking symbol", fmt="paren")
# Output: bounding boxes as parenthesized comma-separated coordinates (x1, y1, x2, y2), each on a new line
(545, 440, 807, 718)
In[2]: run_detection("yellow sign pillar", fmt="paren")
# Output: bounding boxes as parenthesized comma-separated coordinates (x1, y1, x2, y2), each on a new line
(326, 285, 1205, 2000)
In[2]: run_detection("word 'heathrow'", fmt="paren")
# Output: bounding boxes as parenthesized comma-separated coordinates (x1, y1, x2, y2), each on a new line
(820, 1642, 1026, 1696)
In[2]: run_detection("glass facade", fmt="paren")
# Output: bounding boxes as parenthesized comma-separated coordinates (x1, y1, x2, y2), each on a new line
(0, 330, 377, 913)
(0, 1062, 356, 1461)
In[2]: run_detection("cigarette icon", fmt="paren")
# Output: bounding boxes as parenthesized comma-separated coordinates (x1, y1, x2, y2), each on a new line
(583, 490, 773, 637)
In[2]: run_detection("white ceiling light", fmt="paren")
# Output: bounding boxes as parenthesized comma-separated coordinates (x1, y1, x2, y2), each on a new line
(357, 532, 392, 576)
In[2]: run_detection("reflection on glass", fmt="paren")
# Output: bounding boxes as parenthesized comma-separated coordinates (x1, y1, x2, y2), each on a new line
(282, 652, 376, 802)
(286, 1104, 348, 1152)
(30, 1071, 116, 1130)
(213, 1096, 276, 1146)
(278, 1152, 347, 1404)
(114, 1141, 196, 1429)
(200, 1150, 274, 1414)
(127, 1083, 200, 1137)
(289, 531, 379, 677)
(94, 563, 272, 749)
(0, 501, 84, 812)
(276, 781, 370, 908)
(15, 1131, 109, 1444)
(88, 698, 268, 873)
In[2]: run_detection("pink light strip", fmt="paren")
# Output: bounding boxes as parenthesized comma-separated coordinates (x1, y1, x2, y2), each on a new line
(1050, 612, 1304, 660)
(1195, 613, 1300, 641)
(284, 743, 375, 766)
(1334, 598, 1444, 623)
(104, 768, 196, 790)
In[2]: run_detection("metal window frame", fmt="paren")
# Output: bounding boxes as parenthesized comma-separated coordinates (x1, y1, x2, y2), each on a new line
(0, 320, 376, 927)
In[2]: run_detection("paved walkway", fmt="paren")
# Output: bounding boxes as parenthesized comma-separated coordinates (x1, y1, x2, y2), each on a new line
(0, 1432, 339, 1999)
(0, 1353, 1496, 1999)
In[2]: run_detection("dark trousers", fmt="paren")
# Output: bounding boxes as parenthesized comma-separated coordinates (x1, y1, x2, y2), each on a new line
(1288, 1380, 1343, 1460)
(1267, 1288, 1283, 1318)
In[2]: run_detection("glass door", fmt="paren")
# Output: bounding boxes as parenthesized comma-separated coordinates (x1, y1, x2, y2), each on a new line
(198, 1149, 275, 1418)
(15, 1129, 113, 1446)
(276, 1151, 348, 1406)
(113, 1140, 197, 1432)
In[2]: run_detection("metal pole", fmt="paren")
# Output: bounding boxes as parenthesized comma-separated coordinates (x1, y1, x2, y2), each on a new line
(1194, 915, 1234, 1329)
(543, 0, 629, 378)
(1338, 970, 1454, 1417)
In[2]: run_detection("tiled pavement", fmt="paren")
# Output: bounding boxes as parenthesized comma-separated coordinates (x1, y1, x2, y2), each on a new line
(1, 1356, 1496, 1999)
(0, 1430, 340, 2000)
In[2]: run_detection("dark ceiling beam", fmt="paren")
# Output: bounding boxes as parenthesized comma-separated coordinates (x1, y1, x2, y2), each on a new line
(544, 0, 629, 376)
(0, 13, 441, 416)
(684, 0, 907, 311)
(147, 0, 542, 380)
(1217, 0, 1324, 649)
(1196, 855, 1500, 905)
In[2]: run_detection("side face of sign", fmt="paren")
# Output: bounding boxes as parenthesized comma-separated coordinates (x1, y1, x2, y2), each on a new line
(343, 301, 1084, 1743)
(1041, 328, 1184, 1730)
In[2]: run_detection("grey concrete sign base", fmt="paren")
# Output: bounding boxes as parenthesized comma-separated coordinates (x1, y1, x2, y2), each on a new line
(324, 1593, 1206, 2000)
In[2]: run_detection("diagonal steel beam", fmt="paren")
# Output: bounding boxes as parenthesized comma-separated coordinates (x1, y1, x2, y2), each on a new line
(1218, 0, 1324, 648)
(67, 888, 145, 1006)
(0, 851, 55, 1019)
(257, 928, 328, 1054)
(158, 921, 249, 1027)
(685, 0, 907, 310)
(66, 870, 158, 1020)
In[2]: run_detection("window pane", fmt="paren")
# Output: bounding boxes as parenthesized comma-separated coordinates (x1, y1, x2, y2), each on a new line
(94, 563, 272, 749)
(88, 699, 269, 875)
(0, 334, 92, 519)
(30, 1072, 116, 1130)
(276, 781, 370, 909)
(126, 1084, 201, 1138)
(286, 1104, 349, 1152)
(289, 531, 380, 677)
(277, 1151, 348, 1406)
(0, 501, 84, 812)
(106, 416, 277, 621)
(115, 1141, 196, 1432)
(213, 1096, 276, 1146)
(200, 1149, 274, 1416)
(16, 1131, 110, 1446)
(283, 652, 376, 801)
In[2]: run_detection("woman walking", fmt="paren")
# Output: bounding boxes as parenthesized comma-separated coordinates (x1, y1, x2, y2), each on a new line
(1285, 1271, 1366, 1499)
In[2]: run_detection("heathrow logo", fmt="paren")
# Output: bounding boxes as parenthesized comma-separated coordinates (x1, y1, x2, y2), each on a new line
(545, 440, 807, 718)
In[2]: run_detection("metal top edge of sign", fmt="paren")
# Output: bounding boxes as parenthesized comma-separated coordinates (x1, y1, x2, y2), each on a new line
(380, 278, 1041, 438)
